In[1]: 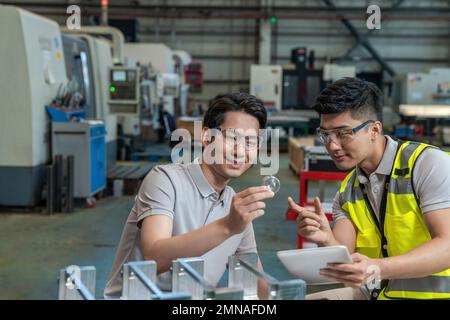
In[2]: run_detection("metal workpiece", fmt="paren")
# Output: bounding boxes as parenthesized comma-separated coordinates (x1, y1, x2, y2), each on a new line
(228, 253, 306, 300)
(58, 255, 305, 300)
(172, 258, 243, 300)
(228, 253, 260, 300)
(58, 266, 96, 300)
(122, 261, 190, 300)
(267, 279, 306, 300)
(172, 258, 208, 300)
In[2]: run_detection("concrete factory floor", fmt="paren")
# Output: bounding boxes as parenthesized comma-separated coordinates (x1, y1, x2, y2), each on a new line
(0, 154, 342, 299)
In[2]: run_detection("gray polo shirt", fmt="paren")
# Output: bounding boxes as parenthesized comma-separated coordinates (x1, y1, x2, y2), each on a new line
(104, 160, 257, 298)
(333, 135, 450, 222)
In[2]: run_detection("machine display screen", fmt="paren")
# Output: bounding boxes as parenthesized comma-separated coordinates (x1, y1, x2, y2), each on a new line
(109, 68, 139, 106)
(127, 71, 136, 80)
(112, 70, 127, 82)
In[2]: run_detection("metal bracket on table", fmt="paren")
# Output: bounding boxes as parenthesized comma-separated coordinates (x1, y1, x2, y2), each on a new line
(122, 261, 191, 300)
(228, 253, 306, 300)
(172, 258, 244, 300)
(58, 265, 96, 300)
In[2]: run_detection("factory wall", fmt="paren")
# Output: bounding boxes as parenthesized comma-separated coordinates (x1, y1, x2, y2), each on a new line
(7, 0, 450, 110)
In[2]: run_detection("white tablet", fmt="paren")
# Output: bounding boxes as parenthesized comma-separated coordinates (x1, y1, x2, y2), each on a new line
(276, 245, 352, 284)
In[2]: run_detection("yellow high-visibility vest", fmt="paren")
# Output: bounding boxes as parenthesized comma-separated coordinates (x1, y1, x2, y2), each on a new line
(339, 140, 450, 299)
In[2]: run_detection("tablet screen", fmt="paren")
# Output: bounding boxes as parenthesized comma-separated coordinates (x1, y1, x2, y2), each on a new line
(277, 246, 352, 284)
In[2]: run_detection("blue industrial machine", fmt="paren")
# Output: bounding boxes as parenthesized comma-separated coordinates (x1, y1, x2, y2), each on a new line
(51, 120, 106, 200)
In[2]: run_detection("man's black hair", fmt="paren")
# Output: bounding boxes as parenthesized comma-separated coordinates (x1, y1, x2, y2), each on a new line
(203, 92, 267, 129)
(312, 77, 383, 121)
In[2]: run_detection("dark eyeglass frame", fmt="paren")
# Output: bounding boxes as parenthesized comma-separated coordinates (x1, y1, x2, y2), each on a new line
(211, 127, 264, 150)
(316, 120, 375, 145)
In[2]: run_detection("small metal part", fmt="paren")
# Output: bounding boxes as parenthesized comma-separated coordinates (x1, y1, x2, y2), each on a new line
(262, 175, 280, 193)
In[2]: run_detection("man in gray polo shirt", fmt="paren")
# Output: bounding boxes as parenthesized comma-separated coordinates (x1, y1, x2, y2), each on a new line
(104, 92, 274, 298)
(289, 78, 450, 300)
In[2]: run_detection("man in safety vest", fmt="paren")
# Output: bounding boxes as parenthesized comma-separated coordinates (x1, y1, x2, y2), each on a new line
(288, 77, 450, 300)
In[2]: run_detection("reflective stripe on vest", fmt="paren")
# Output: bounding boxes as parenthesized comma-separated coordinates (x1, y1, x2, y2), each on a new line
(389, 276, 450, 293)
(339, 140, 450, 300)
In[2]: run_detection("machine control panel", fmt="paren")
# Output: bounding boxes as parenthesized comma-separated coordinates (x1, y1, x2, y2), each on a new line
(108, 66, 140, 114)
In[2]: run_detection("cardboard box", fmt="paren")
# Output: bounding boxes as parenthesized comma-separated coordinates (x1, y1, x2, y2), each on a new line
(176, 117, 202, 137)
(289, 137, 347, 174)
(175, 117, 203, 146)
(288, 136, 315, 174)
(176, 119, 195, 137)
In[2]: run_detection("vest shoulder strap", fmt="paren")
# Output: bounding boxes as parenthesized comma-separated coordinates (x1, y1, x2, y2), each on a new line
(393, 139, 440, 205)
(392, 140, 439, 176)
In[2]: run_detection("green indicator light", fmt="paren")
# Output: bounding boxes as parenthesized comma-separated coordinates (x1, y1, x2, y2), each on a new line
(110, 86, 116, 93)
(270, 17, 278, 24)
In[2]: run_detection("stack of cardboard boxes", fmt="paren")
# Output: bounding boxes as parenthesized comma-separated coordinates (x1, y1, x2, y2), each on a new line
(288, 136, 316, 174)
